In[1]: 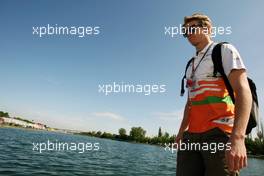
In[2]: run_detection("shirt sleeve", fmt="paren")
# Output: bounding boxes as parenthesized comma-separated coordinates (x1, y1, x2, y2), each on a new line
(221, 43, 246, 76)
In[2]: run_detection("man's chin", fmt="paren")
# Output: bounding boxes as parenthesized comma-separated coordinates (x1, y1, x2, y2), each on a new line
(188, 38, 198, 46)
(190, 41, 199, 47)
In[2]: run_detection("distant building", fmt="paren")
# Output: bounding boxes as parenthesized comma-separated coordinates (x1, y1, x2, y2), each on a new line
(0, 117, 4, 124)
(1, 117, 46, 130)
(33, 123, 46, 130)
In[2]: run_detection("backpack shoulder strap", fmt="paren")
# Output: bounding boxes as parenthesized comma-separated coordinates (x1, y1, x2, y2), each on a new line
(180, 57, 194, 96)
(248, 78, 259, 106)
(211, 42, 235, 103)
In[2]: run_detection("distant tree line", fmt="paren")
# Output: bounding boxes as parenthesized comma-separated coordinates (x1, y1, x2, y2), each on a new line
(79, 126, 264, 155)
(1, 109, 264, 155)
(245, 131, 264, 155)
(79, 126, 175, 146)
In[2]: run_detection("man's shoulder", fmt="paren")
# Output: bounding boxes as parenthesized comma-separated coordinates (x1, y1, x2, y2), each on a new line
(218, 42, 240, 54)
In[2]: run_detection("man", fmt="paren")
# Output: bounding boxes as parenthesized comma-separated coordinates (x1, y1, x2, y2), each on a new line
(175, 13, 252, 176)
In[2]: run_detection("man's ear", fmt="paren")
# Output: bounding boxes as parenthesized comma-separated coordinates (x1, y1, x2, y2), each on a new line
(201, 24, 211, 37)
(205, 25, 212, 36)
(204, 25, 212, 38)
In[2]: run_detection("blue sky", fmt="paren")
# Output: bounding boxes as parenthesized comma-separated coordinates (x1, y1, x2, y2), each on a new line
(0, 0, 263, 136)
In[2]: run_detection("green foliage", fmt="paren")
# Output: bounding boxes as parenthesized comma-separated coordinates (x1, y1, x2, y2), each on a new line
(158, 127, 162, 137)
(79, 126, 174, 146)
(119, 128, 126, 136)
(101, 132, 113, 139)
(77, 126, 264, 157)
(130, 127, 146, 142)
(245, 137, 264, 155)
(118, 128, 128, 140)
(0, 111, 9, 117)
(96, 131, 102, 137)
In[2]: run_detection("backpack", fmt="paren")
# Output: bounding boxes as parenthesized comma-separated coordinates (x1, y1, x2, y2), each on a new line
(180, 42, 259, 134)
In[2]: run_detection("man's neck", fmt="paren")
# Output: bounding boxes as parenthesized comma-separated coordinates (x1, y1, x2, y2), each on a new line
(196, 39, 212, 52)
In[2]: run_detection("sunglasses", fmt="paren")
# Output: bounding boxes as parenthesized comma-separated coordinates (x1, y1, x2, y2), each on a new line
(182, 24, 203, 38)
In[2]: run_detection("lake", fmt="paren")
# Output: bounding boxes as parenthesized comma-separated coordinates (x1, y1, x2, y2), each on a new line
(0, 127, 263, 176)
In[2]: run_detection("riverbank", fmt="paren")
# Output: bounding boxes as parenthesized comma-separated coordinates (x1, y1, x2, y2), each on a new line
(1, 125, 264, 159)
(0, 124, 46, 131)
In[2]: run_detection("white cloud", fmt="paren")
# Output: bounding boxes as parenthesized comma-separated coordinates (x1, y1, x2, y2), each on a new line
(152, 109, 184, 121)
(141, 109, 185, 136)
(92, 112, 125, 121)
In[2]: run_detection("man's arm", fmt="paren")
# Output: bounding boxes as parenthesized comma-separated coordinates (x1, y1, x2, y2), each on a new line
(225, 69, 252, 172)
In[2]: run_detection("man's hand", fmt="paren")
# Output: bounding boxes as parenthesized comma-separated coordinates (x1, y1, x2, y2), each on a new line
(175, 132, 184, 149)
(225, 135, 247, 172)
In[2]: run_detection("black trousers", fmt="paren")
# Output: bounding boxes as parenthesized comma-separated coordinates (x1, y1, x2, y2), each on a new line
(176, 128, 239, 176)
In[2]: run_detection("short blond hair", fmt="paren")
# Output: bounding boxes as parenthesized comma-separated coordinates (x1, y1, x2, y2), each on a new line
(183, 13, 212, 27)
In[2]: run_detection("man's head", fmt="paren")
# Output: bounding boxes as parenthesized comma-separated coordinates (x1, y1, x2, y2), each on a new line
(182, 13, 212, 47)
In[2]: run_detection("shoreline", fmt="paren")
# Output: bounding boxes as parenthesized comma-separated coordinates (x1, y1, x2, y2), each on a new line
(1, 125, 264, 159)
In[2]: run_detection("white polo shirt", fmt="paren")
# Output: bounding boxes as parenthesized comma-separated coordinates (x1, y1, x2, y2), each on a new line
(186, 41, 246, 82)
